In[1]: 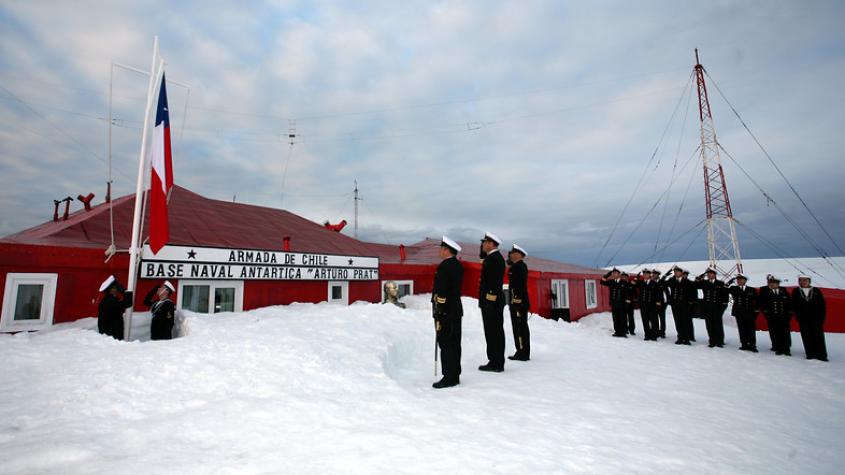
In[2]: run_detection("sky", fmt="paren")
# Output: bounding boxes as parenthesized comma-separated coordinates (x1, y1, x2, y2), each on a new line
(1, 0, 843, 267)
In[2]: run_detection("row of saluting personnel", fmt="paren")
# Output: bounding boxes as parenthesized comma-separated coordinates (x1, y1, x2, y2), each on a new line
(97, 275, 176, 341)
(600, 266, 828, 361)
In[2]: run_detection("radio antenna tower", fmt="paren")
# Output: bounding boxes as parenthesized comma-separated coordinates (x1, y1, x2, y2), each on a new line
(694, 49, 743, 279)
(353, 179, 361, 239)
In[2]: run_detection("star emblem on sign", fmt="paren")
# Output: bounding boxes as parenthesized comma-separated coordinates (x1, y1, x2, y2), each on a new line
(348, 259, 354, 265)
(187, 249, 197, 259)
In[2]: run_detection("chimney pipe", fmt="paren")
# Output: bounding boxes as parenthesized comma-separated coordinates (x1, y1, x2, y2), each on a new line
(53, 200, 61, 221)
(77, 193, 95, 211)
(399, 244, 406, 261)
(62, 196, 73, 220)
(283, 236, 291, 251)
(323, 219, 347, 232)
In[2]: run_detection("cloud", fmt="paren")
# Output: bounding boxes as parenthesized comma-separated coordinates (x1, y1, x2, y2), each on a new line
(1, 0, 844, 267)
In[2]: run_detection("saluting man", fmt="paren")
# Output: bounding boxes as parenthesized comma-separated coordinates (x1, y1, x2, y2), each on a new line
(758, 275, 792, 356)
(695, 268, 729, 348)
(97, 275, 133, 340)
(432, 236, 465, 388)
(507, 243, 531, 361)
(661, 266, 695, 345)
(144, 281, 176, 340)
(478, 232, 506, 372)
(635, 270, 664, 341)
(727, 274, 758, 352)
(600, 268, 630, 337)
(792, 275, 828, 361)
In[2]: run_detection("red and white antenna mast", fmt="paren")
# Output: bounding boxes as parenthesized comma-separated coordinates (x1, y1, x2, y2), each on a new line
(694, 49, 743, 278)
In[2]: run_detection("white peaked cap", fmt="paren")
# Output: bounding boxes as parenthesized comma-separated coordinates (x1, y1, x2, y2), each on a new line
(482, 231, 502, 246)
(767, 274, 781, 282)
(441, 236, 462, 253)
(99, 275, 116, 292)
(797, 274, 811, 280)
(163, 280, 176, 292)
(510, 243, 527, 256)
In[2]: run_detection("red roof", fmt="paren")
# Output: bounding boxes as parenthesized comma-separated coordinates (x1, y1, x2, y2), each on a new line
(2, 187, 603, 275)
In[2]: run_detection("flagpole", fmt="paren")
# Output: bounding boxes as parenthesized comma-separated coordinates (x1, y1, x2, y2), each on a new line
(125, 36, 161, 340)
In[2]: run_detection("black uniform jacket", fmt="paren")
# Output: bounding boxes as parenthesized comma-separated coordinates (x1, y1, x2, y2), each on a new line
(433, 256, 464, 319)
(636, 279, 665, 307)
(98, 292, 133, 332)
(728, 285, 757, 316)
(479, 250, 505, 307)
(695, 278, 729, 306)
(758, 287, 791, 318)
(791, 287, 826, 320)
(144, 288, 175, 321)
(663, 276, 695, 307)
(508, 260, 530, 310)
(600, 277, 629, 307)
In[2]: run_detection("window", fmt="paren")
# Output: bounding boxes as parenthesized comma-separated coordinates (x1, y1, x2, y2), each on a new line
(177, 280, 243, 313)
(381, 280, 414, 302)
(551, 279, 569, 309)
(585, 280, 598, 309)
(1, 273, 58, 332)
(328, 281, 349, 305)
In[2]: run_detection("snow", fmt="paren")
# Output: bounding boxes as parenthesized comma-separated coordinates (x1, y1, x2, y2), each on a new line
(1, 296, 843, 474)
(615, 257, 845, 289)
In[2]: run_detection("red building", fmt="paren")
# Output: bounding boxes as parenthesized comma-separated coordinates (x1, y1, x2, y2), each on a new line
(0, 186, 610, 333)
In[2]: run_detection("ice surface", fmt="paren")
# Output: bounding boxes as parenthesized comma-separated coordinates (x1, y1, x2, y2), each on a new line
(0, 296, 843, 474)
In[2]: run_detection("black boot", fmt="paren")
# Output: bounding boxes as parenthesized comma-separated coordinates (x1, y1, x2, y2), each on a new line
(432, 377, 459, 389)
(478, 362, 504, 372)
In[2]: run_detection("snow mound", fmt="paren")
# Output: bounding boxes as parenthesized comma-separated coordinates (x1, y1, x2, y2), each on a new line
(0, 297, 843, 474)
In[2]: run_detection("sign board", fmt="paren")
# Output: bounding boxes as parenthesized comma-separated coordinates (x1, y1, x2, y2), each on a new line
(140, 245, 379, 281)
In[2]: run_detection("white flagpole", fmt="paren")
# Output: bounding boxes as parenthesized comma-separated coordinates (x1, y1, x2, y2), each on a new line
(125, 36, 161, 340)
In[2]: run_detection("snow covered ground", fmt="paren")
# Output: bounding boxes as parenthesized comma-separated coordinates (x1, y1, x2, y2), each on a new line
(1, 296, 843, 474)
(615, 257, 845, 289)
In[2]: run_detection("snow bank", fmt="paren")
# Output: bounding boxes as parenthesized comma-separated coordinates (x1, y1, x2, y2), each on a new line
(0, 296, 843, 474)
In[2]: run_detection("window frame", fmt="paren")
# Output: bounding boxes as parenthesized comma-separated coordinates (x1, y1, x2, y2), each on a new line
(1, 273, 58, 332)
(327, 281, 349, 305)
(551, 279, 570, 309)
(176, 280, 244, 314)
(585, 279, 598, 309)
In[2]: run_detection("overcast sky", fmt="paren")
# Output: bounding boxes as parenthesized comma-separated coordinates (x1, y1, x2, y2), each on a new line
(1, 1, 843, 267)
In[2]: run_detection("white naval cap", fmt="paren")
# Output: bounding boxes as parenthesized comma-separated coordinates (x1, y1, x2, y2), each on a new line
(509, 243, 527, 256)
(797, 274, 811, 281)
(99, 275, 116, 292)
(163, 280, 176, 292)
(440, 235, 462, 253)
(481, 231, 502, 246)
(766, 274, 781, 283)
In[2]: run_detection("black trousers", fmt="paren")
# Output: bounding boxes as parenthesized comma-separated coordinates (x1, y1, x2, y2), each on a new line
(766, 314, 792, 353)
(437, 316, 463, 380)
(611, 304, 627, 336)
(99, 315, 125, 340)
(509, 304, 530, 358)
(671, 303, 693, 342)
(734, 311, 757, 349)
(150, 316, 173, 340)
(626, 306, 636, 333)
(640, 305, 659, 339)
(657, 305, 667, 336)
(702, 303, 726, 346)
(481, 302, 505, 366)
(797, 314, 828, 360)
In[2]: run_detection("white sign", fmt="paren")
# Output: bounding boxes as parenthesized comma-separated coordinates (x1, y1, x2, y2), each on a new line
(140, 245, 379, 281)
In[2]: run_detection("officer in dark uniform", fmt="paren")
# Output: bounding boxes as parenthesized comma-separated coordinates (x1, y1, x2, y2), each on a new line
(97, 275, 133, 340)
(635, 270, 664, 341)
(432, 236, 465, 388)
(600, 268, 630, 337)
(654, 269, 668, 338)
(758, 275, 792, 356)
(792, 275, 828, 361)
(683, 269, 697, 342)
(144, 281, 176, 340)
(624, 272, 638, 335)
(727, 274, 758, 352)
(661, 266, 694, 345)
(695, 268, 728, 348)
(478, 232, 506, 372)
(507, 243, 530, 361)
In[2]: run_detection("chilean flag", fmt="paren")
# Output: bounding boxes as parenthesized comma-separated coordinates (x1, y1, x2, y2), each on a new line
(149, 73, 173, 255)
